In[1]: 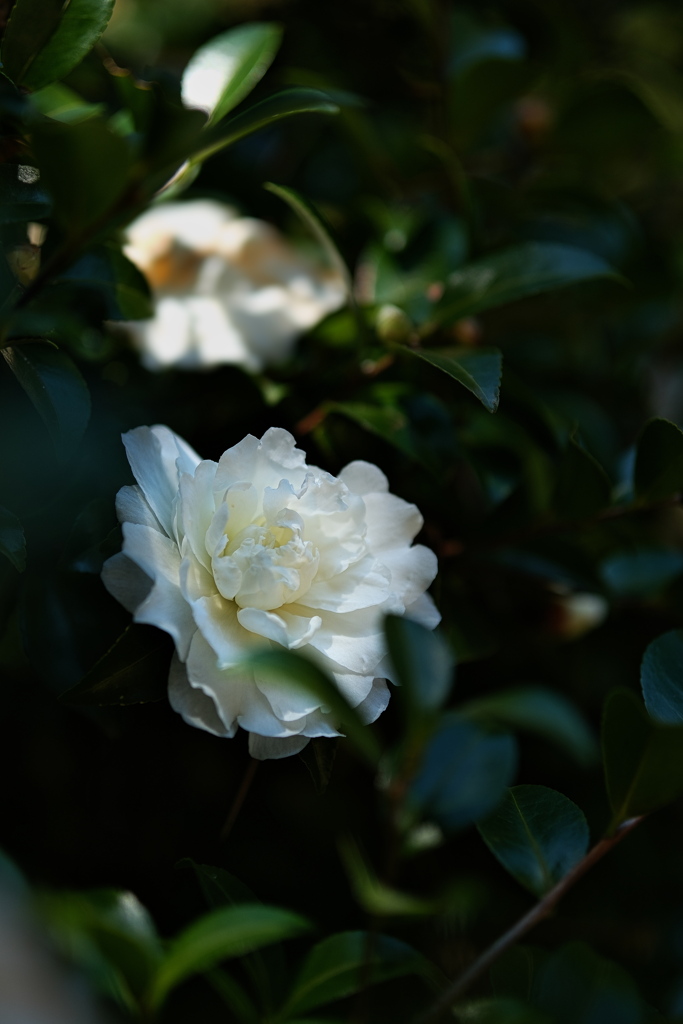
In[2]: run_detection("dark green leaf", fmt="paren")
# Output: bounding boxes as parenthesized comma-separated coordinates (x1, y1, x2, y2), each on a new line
(602, 688, 683, 827)
(634, 418, 683, 501)
(600, 548, 683, 597)
(456, 997, 549, 1024)
(328, 401, 420, 461)
(60, 624, 172, 706)
(265, 182, 353, 299)
(460, 687, 598, 768)
(59, 245, 153, 320)
(179, 860, 259, 910)
(282, 931, 438, 1017)
(148, 904, 311, 1009)
(641, 630, 683, 724)
(40, 888, 162, 1001)
(408, 346, 502, 413)
(477, 785, 590, 897)
(0, 505, 26, 571)
(30, 116, 133, 230)
(534, 943, 644, 1024)
(2, 342, 90, 450)
(11, 0, 115, 91)
(242, 648, 381, 765)
(409, 714, 517, 832)
(192, 88, 339, 164)
(181, 23, 282, 125)
(553, 438, 611, 520)
(0, 0, 65, 85)
(384, 614, 454, 715)
(428, 243, 620, 328)
(28, 82, 105, 124)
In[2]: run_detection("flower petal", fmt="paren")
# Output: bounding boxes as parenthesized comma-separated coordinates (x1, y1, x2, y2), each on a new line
(101, 552, 153, 614)
(237, 607, 322, 650)
(338, 460, 389, 496)
(168, 653, 232, 737)
(178, 460, 218, 569)
(122, 425, 201, 538)
(355, 677, 390, 723)
(303, 554, 390, 613)
(383, 544, 439, 608)
(248, 733, 310, 759)
(362, 491, 424, 552)
(214, 428, 307, 496)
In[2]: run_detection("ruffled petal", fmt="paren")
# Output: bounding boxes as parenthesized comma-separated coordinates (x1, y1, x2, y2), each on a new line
(303, 554, 390, 613)
(178, 460, 218, 569)
(168, 653, 232, 737)
(237, 607, 322, 650)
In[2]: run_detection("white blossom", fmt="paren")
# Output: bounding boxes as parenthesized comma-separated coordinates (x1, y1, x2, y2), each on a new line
(102, 426, 439, 759)
(123, 200, 346, 372)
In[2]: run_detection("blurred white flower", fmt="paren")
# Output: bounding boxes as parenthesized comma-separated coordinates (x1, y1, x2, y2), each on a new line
(102, 426, 440, 759)
(123, 200, 346, 371)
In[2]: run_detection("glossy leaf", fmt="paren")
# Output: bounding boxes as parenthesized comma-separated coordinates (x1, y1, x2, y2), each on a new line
(460, 687, 597, 767)
(3, 0, 114, 90)
(409, 347, 502, 413)
(242, 648, 381, 765)
(409, 714, 517, 832)
(634, 418, 683, 501)
(477, 786, 590, 897)
(182, 23, 282, 125)
(641, 630, 683, 724)
(60, 624, 172, 706)
(30, 116, 133, 230)
(148, 904, 311, 1009)
(265, 182, 353, 299)
(282, 931, 437, 1017)
(602, 688, 683, 827)
(192, 88, 339, 163)
(428, 243, 619, 328)
(553, 438, 611, 520)
(384, 614, 454, 715)
(2, 343, 90, 450)
(0, 505, 26, 572)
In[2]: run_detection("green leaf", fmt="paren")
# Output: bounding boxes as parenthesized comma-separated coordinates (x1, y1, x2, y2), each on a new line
(0, 505, 26, 572)
(602, 688, 683, 827)
(408, 346, 502, 413)
(428, 243, 620, 328)
(641, 630, 683, 724)
(2, 342, 90, 450)
(265, 182, 353, 299)
(552, 438, 612, 520)
(600, 548, 683, 597)
(328, 401, 420, 461)
(60, 624, 172, 706)
(30, 116, 133, 230)
(456, 997, 549, 1024)
(148, 904, 311, 1009)
(2, 0, 115, 91)
(384, 614, 454, 715)
(477, 786, 590, 897)
(634, 418, 683, 501)
(533, 942, 644, 1024)
(460, 687, 598, 768)
(281, 931, 437, 1017)
(0, 0, 65, 85)
(181, 23, 282, 125)
(59, 244, 153, 320)
(409, 715, 517, 832)
(28, 82, 106, 124)
(241, 648, 382, 765)
(40, 888, 162, 1001)
(179, 860, 259, 909)
(339, 838, 436, 918)
(191, 88, 339, 164)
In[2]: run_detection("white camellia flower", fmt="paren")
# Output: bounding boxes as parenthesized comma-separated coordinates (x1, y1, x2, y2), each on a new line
(123, 200, 346, 372)
(102, 426, 440, 759)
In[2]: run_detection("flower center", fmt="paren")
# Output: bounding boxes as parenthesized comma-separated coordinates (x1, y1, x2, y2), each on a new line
(211, 510, 319, 611)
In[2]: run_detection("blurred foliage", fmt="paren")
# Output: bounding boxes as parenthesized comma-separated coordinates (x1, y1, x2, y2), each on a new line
(5, 0, 683, 1021)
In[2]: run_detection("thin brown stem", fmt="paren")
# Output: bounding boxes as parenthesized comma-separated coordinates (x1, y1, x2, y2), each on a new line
(220, 758, 259, 844)
(411, 816, 644, 1024)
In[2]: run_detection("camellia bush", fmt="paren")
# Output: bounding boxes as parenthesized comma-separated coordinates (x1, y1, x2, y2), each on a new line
(6, 0, 683, 1021)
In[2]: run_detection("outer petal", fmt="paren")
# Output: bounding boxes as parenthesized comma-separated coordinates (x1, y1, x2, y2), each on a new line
(214, 428, 307, 497)
(178, 460, 218, 570)
(338, 460, 389, 496)
(191, 594, 261, 667)
(362, 491, 424, 553)
(168, 653, 232, 737)
(122, 425, 201, 538)
(115, 484, 161, 531)
(303, 555, 390, 613)
(101, 552, 153, 614)
(301, 607, 386, 675)
(355, 677, 391, 723)
(383, 544, 439, 608)
(404, 591, 441, 629)
(249, 734, 310, 759)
